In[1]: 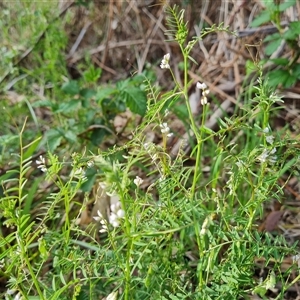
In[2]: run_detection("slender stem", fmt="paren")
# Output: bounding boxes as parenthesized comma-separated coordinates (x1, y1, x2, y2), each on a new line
(18, 121, 45, 300)
(191, 104, 208, 198)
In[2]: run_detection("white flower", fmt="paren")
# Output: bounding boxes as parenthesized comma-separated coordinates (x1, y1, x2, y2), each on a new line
(143, 142, 150, 150)
(160, 53, 170, 69)
(36, 155, 47, 172)
(14, 292, 22, 300)
(263, 127, 270, 134)
(6, 289, 16, 295)
(106, 291, 118, 300)
(196, 81, 210, 105)
(200, 96, 208, 105)
(160, 122, 170, 134)
(36, 155, 45, 165)
(202, 89, 210, 96)
(108, 201, 125, 228)
(110, 213, 117, 222)
(293, 254, 300, 262)
(110, 219, 120, 228)
(38, 165, 47, 173)
(134, 176, 144, 187)
(87, 160, 94, 168)
(269, 155, 277, 164)
(93, 210, 108, 233)
(196, 82, 207, 90)
(257, 148, 277, 164)
(117, 209, 125, 218)
(258, 149, 269, 163)
(93, 210, 103, 222)
(266, 135, 274, 145)
(200, 216, 211, 235)
(73, 167, 87, 181)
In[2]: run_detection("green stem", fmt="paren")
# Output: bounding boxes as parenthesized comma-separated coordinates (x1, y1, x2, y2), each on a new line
(191, 104, 208, 198)
(18, 121, 45, 299)
(18, 233, 45, 300)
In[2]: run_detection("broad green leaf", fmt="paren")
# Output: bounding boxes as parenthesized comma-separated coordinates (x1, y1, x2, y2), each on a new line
(265, 38, 282, 56)
(64, 130, 78, 143)
(91, 127, 109, 146)
(0, 134, 18, 146)
(270, 58, 289, 66)
(293, 63, 300, 78)
(122, 87, 147, 116)
(284, 74, 297, 88)
(116, 78, 129, 90)
(264, 32, 280, 42)
(250, 11, 271, 27)
(263, 0, 277, 9)
(55, 99, 80, 113)
(95, 87, 117, 103)
(279, 0, 296, 11)
(283, 21, 300, 40)
(61, 80, 80, 95)
(80, 168, 97, 192)
(44, 129, 63, 152)
(268, 69, 290, 87)
(80, 88, 96, 99)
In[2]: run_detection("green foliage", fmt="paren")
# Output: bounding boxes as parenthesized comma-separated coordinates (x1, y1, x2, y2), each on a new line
(250, 0, 300, 88)
(32, 72, 147, 152)
(1, 2, 300, 300)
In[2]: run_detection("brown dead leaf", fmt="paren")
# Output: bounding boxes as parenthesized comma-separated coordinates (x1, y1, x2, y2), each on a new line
(263, 210, 284, 232)
(113, 109, 132, 134)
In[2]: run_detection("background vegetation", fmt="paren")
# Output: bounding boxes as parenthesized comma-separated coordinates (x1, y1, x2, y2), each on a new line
(1, 0, 300, 299)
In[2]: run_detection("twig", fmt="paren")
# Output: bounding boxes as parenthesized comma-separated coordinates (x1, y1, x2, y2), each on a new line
(67, 39, 175, 64)
(68, 21, 92, 57)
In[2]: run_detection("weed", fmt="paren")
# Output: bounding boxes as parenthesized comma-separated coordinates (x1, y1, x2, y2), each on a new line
(1, 3, 300, 300)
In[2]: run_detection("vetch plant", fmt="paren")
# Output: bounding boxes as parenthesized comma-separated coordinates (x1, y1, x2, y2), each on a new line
(1, 3, 300, 300)
(160, 53, 170, 69)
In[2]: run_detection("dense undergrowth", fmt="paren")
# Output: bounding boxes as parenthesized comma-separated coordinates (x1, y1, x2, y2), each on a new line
(1, 1, 300, 300)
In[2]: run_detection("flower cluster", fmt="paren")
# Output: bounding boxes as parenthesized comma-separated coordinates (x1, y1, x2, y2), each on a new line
(93, 201, 125, 232)
(110, 201, 125, 227)
(93, 210, 109, 233)
(143, 142, 165, 181)
(36, 155, 47, 173)
(134, 176, 144, 187)
(263, 127, 274, 145)
(86, 160, 94, 168)
(6, 289, 22, 300)
(159, 122, 173, 137)
(72, 167, 87, 181)
(196, 82, 210, 105)
(160, 53, 170, 69)
(258, 148, 277, 164)
(258, 127, 277, 164)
